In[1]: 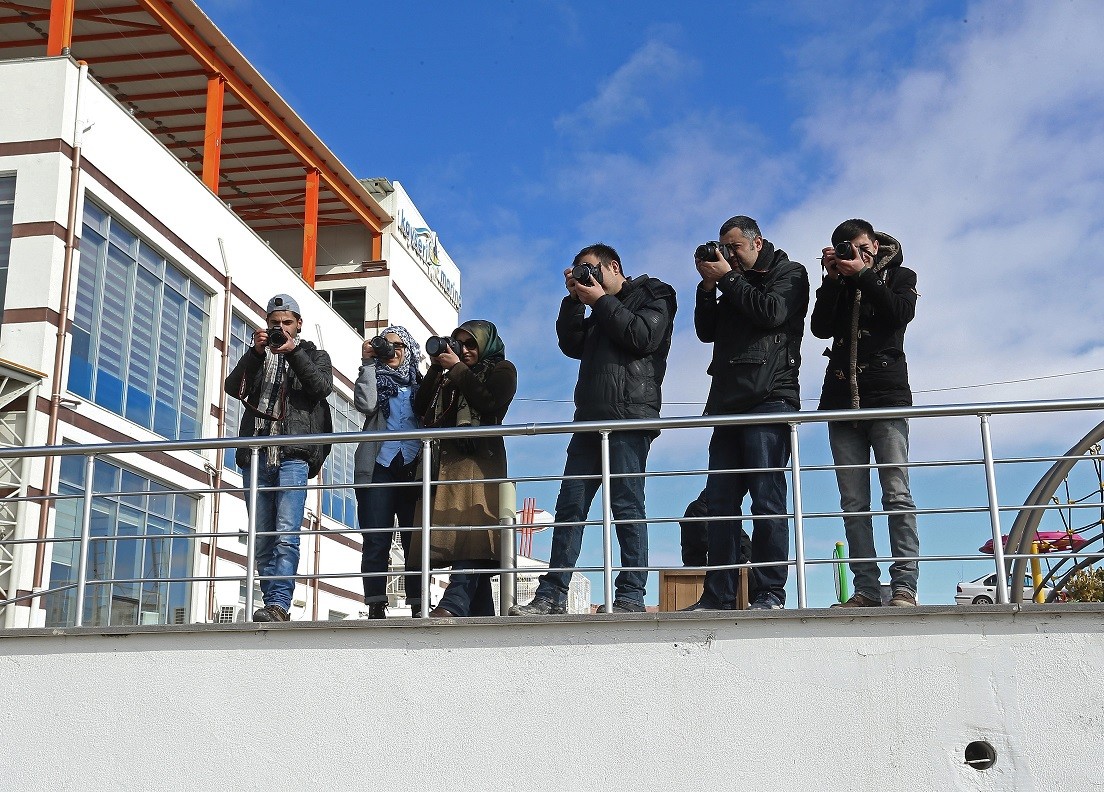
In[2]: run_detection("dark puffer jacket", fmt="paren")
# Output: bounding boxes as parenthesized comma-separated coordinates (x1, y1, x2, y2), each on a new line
(225, 340, 334, 476)
(557, 274, 676, 425)
(810, 232, 916, 409)
(695, 243, 809, 414)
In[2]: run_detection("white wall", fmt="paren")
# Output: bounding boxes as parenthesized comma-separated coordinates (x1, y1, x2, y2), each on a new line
(1, 605, 1099, 791)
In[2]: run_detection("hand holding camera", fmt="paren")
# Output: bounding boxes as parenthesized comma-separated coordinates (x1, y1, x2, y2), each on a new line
(694, 240, 732, 288)
(253, 326, 294, 355)
(364, 335, 396, 362)
(425, 335, 462, 369)
(564, 264, 605, 306)
(826, 239, 871, 278)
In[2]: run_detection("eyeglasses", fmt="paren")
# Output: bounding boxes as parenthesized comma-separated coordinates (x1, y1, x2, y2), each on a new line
(391, 343, 407, 350)
(458, 338, 479, 351)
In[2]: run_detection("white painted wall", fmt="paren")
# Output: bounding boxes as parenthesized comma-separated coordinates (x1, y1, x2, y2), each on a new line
(1, 605, 1099, 791)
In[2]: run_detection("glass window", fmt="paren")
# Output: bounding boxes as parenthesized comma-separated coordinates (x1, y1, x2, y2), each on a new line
(69, 201, 210, 440)
(0, 174, 15, 331)
(318, 287, 367, 336)
(223, 313, 255, 471)
(45, 455, 197, 628)
(322, 391, 358, 528)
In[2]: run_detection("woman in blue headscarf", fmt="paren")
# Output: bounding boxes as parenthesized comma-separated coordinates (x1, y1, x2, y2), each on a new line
(354, 325, 423, 619)
(412, 320, 517, 617)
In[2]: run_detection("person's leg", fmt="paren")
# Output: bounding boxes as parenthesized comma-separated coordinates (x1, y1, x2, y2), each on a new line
(742, 402, 793, 604)
(829, 421, 881, 600)
(608, 430, 652, 606)
(244, 463, 277, 607)
(533, 434, 601, 605)
(437, 559, 496, 616)
(702, 426, 747, 606)
(357, 462, 399, 605)
(261, 458, 309, 612)
(392, 458, 422, 609)
(870, 418, 919, 595)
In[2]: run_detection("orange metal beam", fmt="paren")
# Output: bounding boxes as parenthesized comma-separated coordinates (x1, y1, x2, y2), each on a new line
(46, 0, 74, 56)
(132, 0, 385, 234)
(201, 74, 224, 192)
(302, 169, 319, 286)
(371, 232, 382, 261)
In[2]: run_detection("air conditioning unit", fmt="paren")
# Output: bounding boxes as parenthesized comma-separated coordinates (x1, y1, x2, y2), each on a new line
(172, 607, 187, 625)
(216, 605, 246, 623)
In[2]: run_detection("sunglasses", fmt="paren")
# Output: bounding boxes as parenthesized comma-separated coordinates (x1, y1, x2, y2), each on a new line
(456, 337, 479, 351)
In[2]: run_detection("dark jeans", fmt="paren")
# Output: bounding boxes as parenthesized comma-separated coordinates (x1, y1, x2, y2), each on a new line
(355, 455, 420, 605)
(438, 559, 497, 617)
(535, 430, 652, 607)
(703, 401, 793, 606)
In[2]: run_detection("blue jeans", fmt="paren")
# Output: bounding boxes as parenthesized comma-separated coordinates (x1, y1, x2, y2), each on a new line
(703, 401, 793, 606)
(535, 431, 652, 607)
(829, 418, 919, 598)
(438, 559, 496, 617)
(244, 458, 308, 612)
(356, 456, 420, 605)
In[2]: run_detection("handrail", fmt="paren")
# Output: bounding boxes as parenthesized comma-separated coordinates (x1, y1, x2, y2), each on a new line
(1, 396, 1102, 627)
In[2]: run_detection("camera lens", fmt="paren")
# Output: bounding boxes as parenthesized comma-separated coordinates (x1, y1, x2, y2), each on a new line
(571, 263, 594, 287)
(267, 327, 287, 348)
(834, 241, 855, 260)
(426, 336, 459, 358)
(369, 335, 395, 360)
(695, 241, 719, 261)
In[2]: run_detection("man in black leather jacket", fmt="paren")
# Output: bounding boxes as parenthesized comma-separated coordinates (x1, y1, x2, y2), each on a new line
(225, 294, 333, 622)
(685, 216, 809, 612)
(813, 218, 919, 608)
(511, 243, 676, 615)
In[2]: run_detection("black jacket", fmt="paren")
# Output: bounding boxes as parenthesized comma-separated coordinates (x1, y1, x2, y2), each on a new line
(557, 274, 676, 424)
(225, 340, 334, 476)
(695, 243, 809, 414)
(810, 232, 916, 409)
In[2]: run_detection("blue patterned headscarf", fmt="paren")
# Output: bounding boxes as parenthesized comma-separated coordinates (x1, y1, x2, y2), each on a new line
(375, 325, 422, 417)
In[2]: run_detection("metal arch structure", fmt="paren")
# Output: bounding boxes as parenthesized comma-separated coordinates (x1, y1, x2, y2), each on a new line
(0, 360, 45, 607)
(1006, 418, 1104, 603)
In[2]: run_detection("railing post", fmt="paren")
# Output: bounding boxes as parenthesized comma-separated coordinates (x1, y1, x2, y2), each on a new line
(979, 414, 1010, 604)
(599, 430, 614, 611)
(419, 438, 432, 617)
(498, 480, 517, 616)
(72, 453, 96, 627)
(244, 446, 259, 618)
(789, 422, 808, 609)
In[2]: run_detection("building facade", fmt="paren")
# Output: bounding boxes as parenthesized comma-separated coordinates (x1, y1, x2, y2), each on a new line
(0, 49, 459, 627)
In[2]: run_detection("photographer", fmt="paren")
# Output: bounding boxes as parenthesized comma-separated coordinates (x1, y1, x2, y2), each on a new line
(225, 294, 333, 622)
(511, 243, 675, 615)
(812, 219, 919, 607)
(412, 321, 517, 618)
(353, 326, 423, 619)
(684, 216, 808, 612)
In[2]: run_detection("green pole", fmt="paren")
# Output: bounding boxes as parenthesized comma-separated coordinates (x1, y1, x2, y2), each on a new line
(834, 541, 849, 604)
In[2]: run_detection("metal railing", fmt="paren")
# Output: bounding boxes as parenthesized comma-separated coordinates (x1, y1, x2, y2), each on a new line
(2, 396, 1103, 627)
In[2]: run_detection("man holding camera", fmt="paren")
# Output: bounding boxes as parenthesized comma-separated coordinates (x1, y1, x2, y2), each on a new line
(686, 216, 809, 611)
(225, 294, 333, 622)
(812, 219, 919, 607)
(511, 243, 675, 615)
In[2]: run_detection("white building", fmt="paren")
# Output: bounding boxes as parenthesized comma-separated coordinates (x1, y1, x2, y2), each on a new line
(0, 1, 461, 628)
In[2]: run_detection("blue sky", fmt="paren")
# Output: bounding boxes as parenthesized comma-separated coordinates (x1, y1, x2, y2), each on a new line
(200, 0, 1104, 605)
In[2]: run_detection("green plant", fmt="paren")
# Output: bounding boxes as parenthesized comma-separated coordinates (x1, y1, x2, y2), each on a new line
(1064, 567, 1104, 602)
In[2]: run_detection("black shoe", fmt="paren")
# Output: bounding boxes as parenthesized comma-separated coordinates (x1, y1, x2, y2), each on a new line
(408, 601, 423, 618)
(748, 592, 785, 611)
(679, 599, 731, 612)
(595, 599, 646, 613)
(367, 602, 387, 620)
(253, 604, 289, 622)
(428, 606, 457, 618)
(508, 596, 567, 616)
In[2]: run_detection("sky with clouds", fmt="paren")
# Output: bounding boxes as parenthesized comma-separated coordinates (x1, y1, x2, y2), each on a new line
(200, 0, 1104, 605)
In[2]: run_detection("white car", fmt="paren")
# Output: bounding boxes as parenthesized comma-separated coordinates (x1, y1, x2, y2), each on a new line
(954, 574, 1050, 605)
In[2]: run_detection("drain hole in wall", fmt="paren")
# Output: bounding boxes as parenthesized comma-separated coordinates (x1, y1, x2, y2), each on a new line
(964, 741, 997, 770)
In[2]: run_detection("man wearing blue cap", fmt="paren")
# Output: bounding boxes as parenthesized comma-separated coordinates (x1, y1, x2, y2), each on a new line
(225, 294, 333, 621)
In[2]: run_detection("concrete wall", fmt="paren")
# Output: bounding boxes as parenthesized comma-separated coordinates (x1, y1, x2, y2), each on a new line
(2, 605, 1101, 791)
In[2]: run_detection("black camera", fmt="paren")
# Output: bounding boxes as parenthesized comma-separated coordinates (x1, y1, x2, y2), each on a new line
(266, 327, 288, 348)
(571, 262, 603, 287)
(368, 335, 396, 360)
(695, 241, 720, 261)
(425, 336, 461, 358)
(834, 241, 856, 261)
